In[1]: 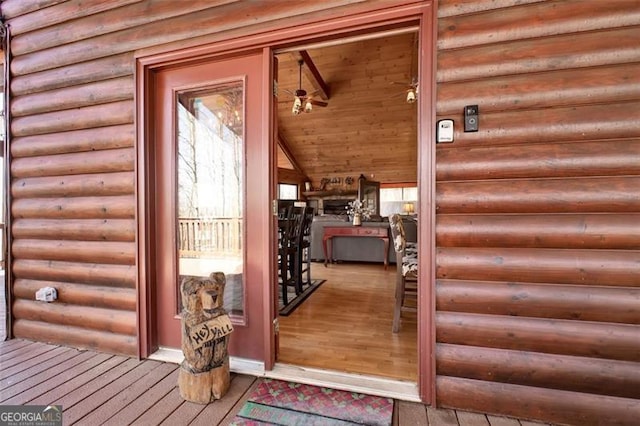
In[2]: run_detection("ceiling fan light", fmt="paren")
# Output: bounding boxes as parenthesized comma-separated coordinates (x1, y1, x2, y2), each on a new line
(406, 89, 417, 103)
(292, 96, 302, 115)
(304, 100, 313, 113)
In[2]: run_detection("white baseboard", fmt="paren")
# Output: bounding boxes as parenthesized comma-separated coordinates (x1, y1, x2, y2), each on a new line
(148, 349, 419, 402)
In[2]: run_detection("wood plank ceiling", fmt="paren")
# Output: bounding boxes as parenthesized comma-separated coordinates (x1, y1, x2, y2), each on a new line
(275, 31, 419, 188)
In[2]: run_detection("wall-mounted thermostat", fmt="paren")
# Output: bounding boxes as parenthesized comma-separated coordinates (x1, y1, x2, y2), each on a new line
(437, 119, 454, 143)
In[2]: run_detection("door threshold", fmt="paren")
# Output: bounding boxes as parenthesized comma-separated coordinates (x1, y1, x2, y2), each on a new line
(149, 349, 420, 402)
(267, 363, 421, 402)
(148, 348, 266, 376)
(148, 347, 183, 363)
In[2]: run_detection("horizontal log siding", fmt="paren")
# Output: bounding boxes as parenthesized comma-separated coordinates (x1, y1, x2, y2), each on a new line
(437, 376, 640, 426)
(435, 0, 640, 424)
(437, 280, 640, 324)
(11, 53, 135, 96)
(12, 219, 135, 241)
(11, 125, 134, 157)
(11, 76, 134, 117)
(8, 0, 143, 38)
(13, 279, 137, 311)
(0, 0, 393, 359)
(8, 0, 373, 76)
(437, 343, 640, 399)
(2, 0, 143, 356)
(0, 0, 66, 20)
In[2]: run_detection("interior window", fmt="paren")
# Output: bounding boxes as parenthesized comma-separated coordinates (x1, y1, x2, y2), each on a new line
(380, 186, 417, 217)
(278, 183, 298, 200)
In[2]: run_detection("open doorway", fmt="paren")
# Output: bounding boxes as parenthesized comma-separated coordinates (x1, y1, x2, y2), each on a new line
(274, 29, 419, 383)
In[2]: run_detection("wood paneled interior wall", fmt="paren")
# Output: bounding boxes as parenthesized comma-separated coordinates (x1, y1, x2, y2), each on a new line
(1, 0, 394, 356)
(435, 0, 640, 424)
(275, 32, 418, 187)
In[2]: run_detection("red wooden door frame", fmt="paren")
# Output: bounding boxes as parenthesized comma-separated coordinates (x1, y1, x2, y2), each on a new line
(136, 1, 436, 404)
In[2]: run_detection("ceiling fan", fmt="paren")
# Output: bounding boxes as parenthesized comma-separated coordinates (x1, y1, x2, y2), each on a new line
(390, 33, 419, 104)
(288, 59, 328, 115)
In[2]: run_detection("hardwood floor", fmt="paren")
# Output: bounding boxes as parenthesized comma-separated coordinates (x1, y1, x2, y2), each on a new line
(278, 261, 418, 382)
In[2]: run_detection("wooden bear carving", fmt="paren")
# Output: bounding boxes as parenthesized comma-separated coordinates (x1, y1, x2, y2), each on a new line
(178, 272, 233, 404)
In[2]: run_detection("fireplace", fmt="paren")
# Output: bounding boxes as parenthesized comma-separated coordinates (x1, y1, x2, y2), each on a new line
(322, 198, 355, 216)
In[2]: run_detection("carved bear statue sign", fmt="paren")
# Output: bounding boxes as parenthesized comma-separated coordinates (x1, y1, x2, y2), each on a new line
(178, 272, 233, 404)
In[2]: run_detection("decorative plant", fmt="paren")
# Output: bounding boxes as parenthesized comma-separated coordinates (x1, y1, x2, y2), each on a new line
(346, 199, 374, 220)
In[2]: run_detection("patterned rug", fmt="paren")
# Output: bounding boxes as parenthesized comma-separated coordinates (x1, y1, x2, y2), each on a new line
(231, 378, 393, 425)
(279, 279, 325, 316)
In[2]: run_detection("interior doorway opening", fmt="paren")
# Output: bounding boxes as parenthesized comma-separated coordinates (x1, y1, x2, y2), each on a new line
(273, 28, 420, 385)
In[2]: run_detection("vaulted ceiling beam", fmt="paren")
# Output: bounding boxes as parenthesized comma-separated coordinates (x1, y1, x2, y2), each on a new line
(277, 132, 308, 178)
(292, 50, 330, 101)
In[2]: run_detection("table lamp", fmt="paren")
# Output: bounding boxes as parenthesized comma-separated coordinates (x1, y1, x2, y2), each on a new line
(403, 203, 415, 215)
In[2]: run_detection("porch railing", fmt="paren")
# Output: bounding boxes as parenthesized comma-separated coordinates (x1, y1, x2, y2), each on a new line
(178, 217, 242, 258)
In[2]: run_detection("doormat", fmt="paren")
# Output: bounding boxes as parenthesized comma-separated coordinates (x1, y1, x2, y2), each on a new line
(279, 279, 325, 316)
(230, 378, 393, 426)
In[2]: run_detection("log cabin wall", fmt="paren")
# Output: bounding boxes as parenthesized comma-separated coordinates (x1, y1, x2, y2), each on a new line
(435, 0, 640, 424)
(0, 0, 411, 357)
(2, 0, 639, 423)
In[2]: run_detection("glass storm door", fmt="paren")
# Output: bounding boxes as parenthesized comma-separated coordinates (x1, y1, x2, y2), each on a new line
(154, 52, 271, 362)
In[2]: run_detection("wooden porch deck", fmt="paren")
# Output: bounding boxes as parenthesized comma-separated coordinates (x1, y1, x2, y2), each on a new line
(0, 339, 550, 426)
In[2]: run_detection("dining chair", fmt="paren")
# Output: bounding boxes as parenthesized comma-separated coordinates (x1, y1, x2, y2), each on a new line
(278, 206, 305, 305)
(296, 207, 315, 287)
(388, 213, 418, 333)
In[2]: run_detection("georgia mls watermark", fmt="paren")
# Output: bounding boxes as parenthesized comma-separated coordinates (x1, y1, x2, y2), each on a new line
(0, 405, 62, 426)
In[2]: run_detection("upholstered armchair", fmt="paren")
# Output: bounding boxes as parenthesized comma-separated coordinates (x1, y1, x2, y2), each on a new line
(388, 214, 418, 333)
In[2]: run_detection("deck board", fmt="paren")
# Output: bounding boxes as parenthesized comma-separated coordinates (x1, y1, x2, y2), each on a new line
(0, 339, 553, 425)
(487, 415, 521, 426)
(130, 385, 186, 425)
(159, 398, 208, 425)
(64, 360, 161, 424)
(78, 362, 177, 424)
(0, 345, 74, 382)
(458, 411, 490, 426)
(103, 368, 179, 426)
(28, 355, 128, 406)
(0, 338, 32, 354)
(0, 341, 58, 367)
(52, 357, 142, 410)
(428, 406, 460, 425)
(396, 400, 428, 425)
(191, 374, 257, 426)
(1, 350, 100, 403)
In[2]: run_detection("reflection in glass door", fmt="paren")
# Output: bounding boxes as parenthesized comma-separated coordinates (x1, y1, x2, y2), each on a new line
(153, 51, 268, 361)
(176, 84, 245, 318)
